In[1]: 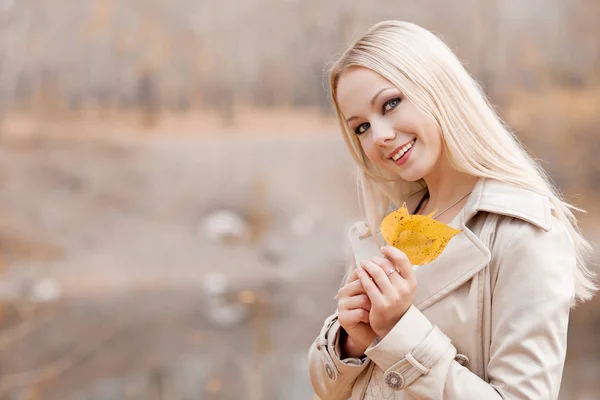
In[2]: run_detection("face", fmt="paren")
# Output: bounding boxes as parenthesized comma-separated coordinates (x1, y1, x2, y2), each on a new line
(336, 67, 444, 182)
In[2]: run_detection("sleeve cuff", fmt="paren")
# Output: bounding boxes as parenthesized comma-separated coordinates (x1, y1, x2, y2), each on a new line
(331, 326, 369, 367)
(316, 315, 370, 383)
(365, 305, 433, 371)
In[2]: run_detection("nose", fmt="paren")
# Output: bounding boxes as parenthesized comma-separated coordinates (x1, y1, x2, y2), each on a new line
(372, 122, 395, 146)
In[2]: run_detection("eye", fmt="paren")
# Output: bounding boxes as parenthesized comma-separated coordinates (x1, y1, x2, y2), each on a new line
(383, 98, 401, 113)
(354, 122, 370, 135)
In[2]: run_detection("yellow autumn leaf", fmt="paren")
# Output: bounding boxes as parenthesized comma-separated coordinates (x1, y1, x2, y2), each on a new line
(380, 203, 461, 265)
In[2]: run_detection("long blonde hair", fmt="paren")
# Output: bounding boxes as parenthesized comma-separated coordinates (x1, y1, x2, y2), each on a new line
(329, 20, 596, 305)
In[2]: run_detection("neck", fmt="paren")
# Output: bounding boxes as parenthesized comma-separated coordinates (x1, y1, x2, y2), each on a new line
(421, 153, 478, 213)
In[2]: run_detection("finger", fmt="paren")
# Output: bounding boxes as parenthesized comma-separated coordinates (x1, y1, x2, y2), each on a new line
(381, 246, 416, 284)
(357, 266, 384, 305)
(371, 255, 393, 269)
(336, 269, 362, 300)
(338, 278, 365, 298)
(341, 294, 371, 311)
(339, 308, 370, 325)
(344, 266, 360, 285)
(372, 255, 405, 286)
(362, 260, 396, 298)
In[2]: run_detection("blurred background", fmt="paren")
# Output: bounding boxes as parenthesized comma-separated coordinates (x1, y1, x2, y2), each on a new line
(0, 0, 598, 399)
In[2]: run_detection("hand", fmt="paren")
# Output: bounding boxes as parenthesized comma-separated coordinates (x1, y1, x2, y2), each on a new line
(337, 267, 377, 358)
(357, 246, 417, 339)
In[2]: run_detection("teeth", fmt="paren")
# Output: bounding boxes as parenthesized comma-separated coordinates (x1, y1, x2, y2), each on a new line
(392, 140, 415, 161)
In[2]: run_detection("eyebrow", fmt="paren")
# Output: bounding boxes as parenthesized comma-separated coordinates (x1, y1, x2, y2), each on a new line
(346, 87, 396, 123)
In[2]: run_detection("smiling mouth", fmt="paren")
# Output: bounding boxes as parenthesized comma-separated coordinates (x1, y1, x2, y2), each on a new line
(390, 139, 416, 161)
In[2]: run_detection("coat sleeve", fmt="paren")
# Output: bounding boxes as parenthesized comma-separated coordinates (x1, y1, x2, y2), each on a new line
(308, 313, 371, 400)
(364, 218, 575, 399)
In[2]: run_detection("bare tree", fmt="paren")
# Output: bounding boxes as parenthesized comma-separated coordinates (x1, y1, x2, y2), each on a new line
(0, 2, 36, 138)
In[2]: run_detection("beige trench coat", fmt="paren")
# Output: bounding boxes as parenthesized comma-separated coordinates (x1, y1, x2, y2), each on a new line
(308, 178, 575, 399)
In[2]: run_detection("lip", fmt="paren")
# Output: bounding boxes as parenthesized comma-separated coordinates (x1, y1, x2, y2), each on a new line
(392, 144, 414, 166)
(387, 139, 416, 160)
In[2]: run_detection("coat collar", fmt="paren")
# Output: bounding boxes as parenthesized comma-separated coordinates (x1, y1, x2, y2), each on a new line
(463, 177, 553, 231)
(348, 177, 553, 311)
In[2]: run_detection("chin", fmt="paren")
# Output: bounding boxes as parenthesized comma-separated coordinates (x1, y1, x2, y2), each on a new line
(398, 172, 424, 182)
(395, 164, 427, 182)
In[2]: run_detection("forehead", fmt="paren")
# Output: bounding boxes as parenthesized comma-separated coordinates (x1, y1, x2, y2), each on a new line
(336, 67, 395, 113)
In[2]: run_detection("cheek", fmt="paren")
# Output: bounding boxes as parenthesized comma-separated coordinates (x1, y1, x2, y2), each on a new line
(418, 123, 443, 152)
(359, 138, 379, 161)
(424, 133, 442, 155)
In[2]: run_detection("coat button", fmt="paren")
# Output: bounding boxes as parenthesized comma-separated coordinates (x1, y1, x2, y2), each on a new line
(455, 354, 470, 367)
(325, 363, 336, 381)
(384, 371, 405, 390)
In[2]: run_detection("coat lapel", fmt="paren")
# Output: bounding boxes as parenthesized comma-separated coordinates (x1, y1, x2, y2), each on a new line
(348, 177, 553, 313)
(412, 216, 490, 310)
(348, 211, 491, 312)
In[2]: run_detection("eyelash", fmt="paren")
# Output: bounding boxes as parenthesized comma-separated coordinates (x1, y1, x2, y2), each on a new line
(354, 97, 401, 135)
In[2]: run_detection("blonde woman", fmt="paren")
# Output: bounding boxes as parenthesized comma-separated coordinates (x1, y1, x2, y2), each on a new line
(308, 20, 595, 400)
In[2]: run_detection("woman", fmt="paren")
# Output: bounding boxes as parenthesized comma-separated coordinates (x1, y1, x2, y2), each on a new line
(308, 20, 595, 399)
